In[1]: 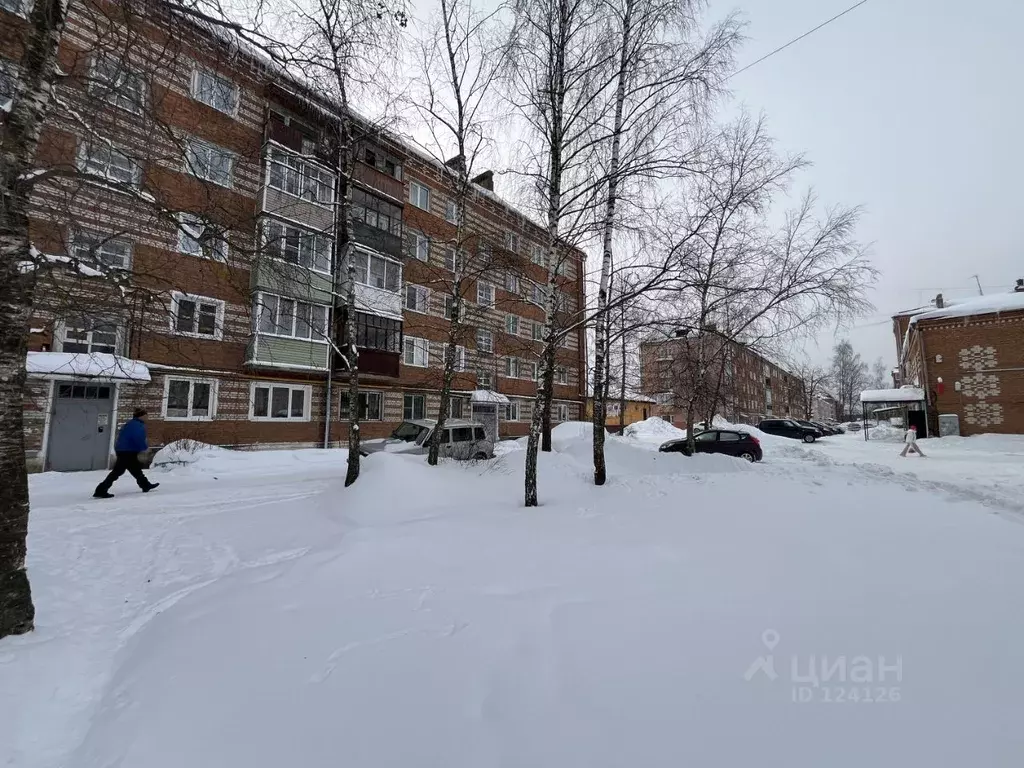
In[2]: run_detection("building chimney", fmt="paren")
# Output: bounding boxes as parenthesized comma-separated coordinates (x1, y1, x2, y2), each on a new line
(471, 170, 494, 191)
(444, 154, 466, 174)
(1015, 278, 1024, 292)
(935, 292, 944, 308)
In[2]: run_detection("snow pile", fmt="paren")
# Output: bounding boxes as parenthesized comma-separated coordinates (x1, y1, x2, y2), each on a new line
(26, 352, 151, 381)
(864, 423, 906, 443)
(909, 289, 1024, 323)
(493, 437, 526, 457)
(860, 387, 924, 403)
(620, 416, 687, 445)
(151, 440, 227, 467)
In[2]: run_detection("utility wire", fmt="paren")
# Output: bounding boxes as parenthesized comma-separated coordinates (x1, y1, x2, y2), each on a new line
(728, 0, 870, 80)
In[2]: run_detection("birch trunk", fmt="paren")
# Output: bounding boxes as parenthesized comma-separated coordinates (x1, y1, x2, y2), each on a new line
(335, 113, 360, 487)
(428, 235, 464, 465)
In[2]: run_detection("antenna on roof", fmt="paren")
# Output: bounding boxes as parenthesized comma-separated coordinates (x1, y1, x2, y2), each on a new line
(970, 275, 984, 296)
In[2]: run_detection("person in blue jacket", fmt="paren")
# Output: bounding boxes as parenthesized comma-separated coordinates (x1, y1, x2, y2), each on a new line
(93, 409, 159, 498)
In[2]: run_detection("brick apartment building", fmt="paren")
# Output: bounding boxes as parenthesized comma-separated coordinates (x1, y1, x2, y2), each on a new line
(639, 330, 803, 426)
(893, 281, 1024, 436)
(5, 0, 586, 471)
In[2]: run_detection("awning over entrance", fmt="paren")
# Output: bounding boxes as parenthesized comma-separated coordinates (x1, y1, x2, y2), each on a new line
(859, 387, 924, 403)
(26, 352, 152, 382)
(470, 389, 510, 405)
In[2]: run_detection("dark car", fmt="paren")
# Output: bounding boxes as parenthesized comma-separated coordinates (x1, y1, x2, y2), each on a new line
(659, 429, 763, 462)
(757, 418, 820, 443)
(794, 419, 828, 437)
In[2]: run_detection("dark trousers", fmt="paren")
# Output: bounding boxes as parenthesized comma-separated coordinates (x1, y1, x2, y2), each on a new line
(96, 451, 150, 492)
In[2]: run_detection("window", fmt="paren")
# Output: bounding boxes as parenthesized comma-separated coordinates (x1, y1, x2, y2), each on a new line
(719, 432, 741, 442)
(444, 295, 455, 321)
(251, 382, 310, 421)
(171, 292, 223, 339)
(340, 391, 382, 420)
(60, 320, 118, 354)
(90, 53, 145, 113)
(531, 321, 544, 341)
(505, 357, 520, 378)
(361, 146, 402, 180)
(78, 142, 136, 186)
(164, 377, 215, 420)
(449, 397, 466, 419)
(352, 250, 401, 292)
(410, 231, 430, 262)
(264, 220, 330, 272)
(554, 257, 568, 277)
(444, 248, 458, 272)
(403, 336, 429, 367)
(256, 293, 329, 341)
(452, 426, 473, 443)
(268, 148, 335, 205)
(445, 199, 461, 224)
(554, 403, 569, 422)
(352, 188, 401, 235)
(477, 369, 493, 389)
(521, 360, 537, 380)
(561, 331, 573, 349)
(403, 393, 426, 420)
(505, 231, 520, 253)
(405, 284, 429, 313)
(529, 282, 547, 306)
(531, 245, 546, 266)
(192, 68, 238, 114)
(179, 214, 228, 261)
(555, 366, 568, 385)
(506, 314, 519, 335)
(71, 230, 131, 269)
(185, 138, 234, 187)
(505, 400, 521, 421)
(476, 328, 493, 353)
(477, 282, 495, 307)
(695, 431, 717, 443)
(478, 244, 493, 264)
(409, 180, 430, 210)
(0, 59, 16, 107)
(504, 272, 519, 294)
(0, 0, 26, 16)
(450, 345, 467, 372)
(354, 312, 402, 353)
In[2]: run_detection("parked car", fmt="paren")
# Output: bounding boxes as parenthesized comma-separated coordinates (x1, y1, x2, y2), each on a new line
(807, 420, 841, 436)
(757, 418, 821, 443)
(361, 419, 495, 460)
(793, 419, 828, 437)
(844, 421, 862, 432)
(659, 429, 763, 462)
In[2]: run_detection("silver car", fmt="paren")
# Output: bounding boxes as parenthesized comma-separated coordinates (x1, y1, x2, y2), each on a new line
(360, 419, 495, 460)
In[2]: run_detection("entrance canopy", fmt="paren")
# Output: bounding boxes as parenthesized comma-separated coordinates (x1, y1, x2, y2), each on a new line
(859, 387, 924, 403)
(26, 352, 152, 382)
(470, 389, 510, 405)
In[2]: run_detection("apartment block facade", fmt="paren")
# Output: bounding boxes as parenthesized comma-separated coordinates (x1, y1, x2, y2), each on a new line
(639, 332, 803, 427)
(6, 0, 586, 471)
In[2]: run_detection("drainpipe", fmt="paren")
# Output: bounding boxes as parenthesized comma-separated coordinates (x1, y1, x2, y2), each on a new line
(918, 327, 932, 438)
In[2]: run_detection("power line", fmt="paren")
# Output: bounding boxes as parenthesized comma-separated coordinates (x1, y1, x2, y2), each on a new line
(728, 0, 870, 80)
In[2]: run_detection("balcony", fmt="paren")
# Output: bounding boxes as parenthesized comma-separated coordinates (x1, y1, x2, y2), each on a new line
(351, 219, 403, 260)
(354, 281, 402, 318)
(353, 161, 404, 201)
(357, 348, 400, 377)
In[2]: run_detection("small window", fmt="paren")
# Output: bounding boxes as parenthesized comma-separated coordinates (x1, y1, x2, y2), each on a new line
(405, 284, 430, 313)
(437, 429, 450, 444)
(403, 393, 426, 420)
(185, 138, 234, 187)
(452, 427, 473, 443)
(719, 432, 741, 442)
(409, 180, 430, 210)
(164, 377, 215, 420)
(531, 321, 544, 341)
(477, 282, 495, 307)
(474, 427, 486, 441)
(90, 53, 145, 113)
(0, 58, 18, 106)
(521, 360, 537, 380)
(505, 400, 521, 421)
(529, 282, 546, 306)
(251, 382, 310, 420)
(192, 68, 238, 114)
(78, 142, 137, 186)
(403, 336, 429, 367)
(445, 199, 461, 224)
(695, 431, 717, 443)
(555, 366, 568, 385)
(505, 357, 520, 378)
(171, 292, 223, 339)
(454, 345, 467, 372)
(505, 231, 520, 253)
(554, 403, 569, 422)
(411, 231, 430, 262)
(449, 397, 466, 419)
(504, 272, 519, 293)
(179, 214, 228, 261)
(505, 314, 519, 335)
(444, 295, 456, 320)
(61, 320, 118, 354)
(477, 328, 493, 354)
(340, 391, 382, 420)
(477, 369, 493, 389)
(444, 248, 458, 272)
(71, 231, 132, 269)
(264, 219, 331, 272)
(531, 245, 546, 267)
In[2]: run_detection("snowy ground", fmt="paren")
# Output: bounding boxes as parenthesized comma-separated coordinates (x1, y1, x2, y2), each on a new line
(3, 424, 1024, 767)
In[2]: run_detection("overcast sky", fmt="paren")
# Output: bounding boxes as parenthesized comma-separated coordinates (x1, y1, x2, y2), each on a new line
(710, 0, 1024, 368)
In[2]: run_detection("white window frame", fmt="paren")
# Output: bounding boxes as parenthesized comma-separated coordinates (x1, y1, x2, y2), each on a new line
(352, 249, 402, 293)
(444, 247, 458, 272)
(521, 360, 537, 380)
(444, 199, 461, 224)
(267, 146, 336, 207)
(170, 291, 224, 340)
(409, 180, 430, 210)
(178, 213, 228, 261)
(249, 381, 312, 422)
(477, 281, 495, 307)
(531, 245, 546, 267)
(185, 137, 235, 187)
(71, 229, 132, 269)
(528, 282, 547, 306)
(531, 321, 544, 341)
(554, 403, 569, 422)
(555, 365, 568, 385)
(505, 231, 520, 253)
(453, 345, 467, 372)
(162, 376, 217, 421)
(506, 314, 519, 335)
(90, 52, 145, 114)
(411, 231, 430, 262)
(476, 328, 493, 354)
(57, 319, 121, 355)
(191, 67, 239, 115)
(340, 390, 383, 421)
(255, 292, 330, 343)
(505, 400, 522, 421)
(403, 335, 429, 368)
(77, 141, 138, 186)
(263, 218, 332, 274)
(404, 283, 430, 314)
(505, 356, 520, 379)
(504, 272, 519, 294)
(477, 369, 493, 389)
(403, 393, 426, 420)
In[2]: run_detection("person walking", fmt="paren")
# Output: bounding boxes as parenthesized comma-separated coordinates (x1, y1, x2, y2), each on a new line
(899, 424, 926, 458)
(93, 408, 160, 498)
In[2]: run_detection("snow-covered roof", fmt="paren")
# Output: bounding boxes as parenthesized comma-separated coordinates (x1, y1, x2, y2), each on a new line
(471, 389, 510, 405)
(860, 387, 924, 403)
(909, 291, 1024, 324)
(26, 352, 151, 382)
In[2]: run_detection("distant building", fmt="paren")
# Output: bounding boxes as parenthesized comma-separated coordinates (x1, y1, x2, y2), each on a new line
(585, 393, 656, 432)
(639, 331, 803, 427)
(812, 394, 839, 423)
(893, 281, 1024, 435)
